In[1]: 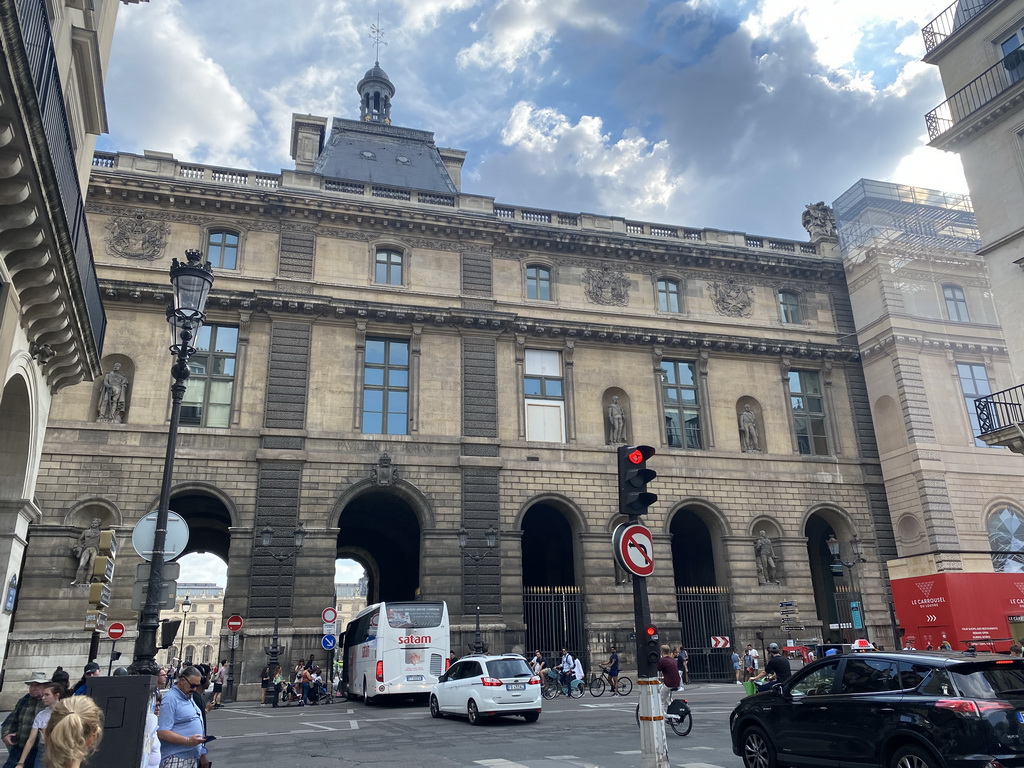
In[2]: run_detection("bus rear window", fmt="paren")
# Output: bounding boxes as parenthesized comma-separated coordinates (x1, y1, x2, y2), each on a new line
(386, 602, 445, 629)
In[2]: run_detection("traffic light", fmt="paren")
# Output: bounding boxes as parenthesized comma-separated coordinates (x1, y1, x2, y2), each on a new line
(160, 619, 182, 650)
(617, 445, 657, 516)
(644, 624, 660, 665)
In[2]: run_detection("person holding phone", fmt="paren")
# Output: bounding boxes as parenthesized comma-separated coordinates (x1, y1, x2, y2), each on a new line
(157, 667, 206, 768)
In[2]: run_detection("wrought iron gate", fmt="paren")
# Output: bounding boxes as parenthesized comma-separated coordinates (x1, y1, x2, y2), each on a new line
(523, 586, 585, 663)
(676, 586, 733, 682)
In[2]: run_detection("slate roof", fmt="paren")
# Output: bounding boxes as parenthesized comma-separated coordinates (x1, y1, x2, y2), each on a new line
(312, 118, 457, 194)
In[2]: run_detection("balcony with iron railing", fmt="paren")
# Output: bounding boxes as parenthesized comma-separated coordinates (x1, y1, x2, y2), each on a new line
(975, 384, 1024, 454)
(925, 48, 1024, 141)
(922, 0, 996, 53)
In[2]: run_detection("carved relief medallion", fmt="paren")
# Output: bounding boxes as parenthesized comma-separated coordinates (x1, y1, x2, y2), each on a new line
(710, 279, 754, 317)
(582, 266, 629, 306)
(105, 210, 170, 261)
(370, 452, 399, 486)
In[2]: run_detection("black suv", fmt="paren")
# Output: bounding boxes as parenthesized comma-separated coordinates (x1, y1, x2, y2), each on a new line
(730, 650, 1024, 768)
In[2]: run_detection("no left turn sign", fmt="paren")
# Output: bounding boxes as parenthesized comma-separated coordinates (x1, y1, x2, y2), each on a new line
(612, 523, 655, 578)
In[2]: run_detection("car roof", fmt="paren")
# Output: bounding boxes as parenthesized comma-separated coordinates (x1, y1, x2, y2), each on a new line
(815, 650, 1019, 665)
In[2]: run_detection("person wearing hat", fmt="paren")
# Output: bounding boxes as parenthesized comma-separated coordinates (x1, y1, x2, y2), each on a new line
(70, 663, 100, 697)
(764, 643, 792, 684)
(0, 673, 48, 768)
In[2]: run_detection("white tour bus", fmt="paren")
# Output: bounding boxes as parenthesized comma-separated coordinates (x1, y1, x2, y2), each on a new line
(340, 600, 450, 703)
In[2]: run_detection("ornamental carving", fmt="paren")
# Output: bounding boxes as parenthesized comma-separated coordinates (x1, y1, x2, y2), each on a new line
(582, 266, 629, 306)
(105, 210, 170, 261)
(370, 452, 399, 486)
(710, 279, 754, 317)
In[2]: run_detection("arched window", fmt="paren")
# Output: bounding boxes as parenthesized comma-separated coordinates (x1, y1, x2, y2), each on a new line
(988, 506, 1024, 572)
(526, 265, 552, 301)
(778, 291, 801, 324)
(657, 279, 681, 313)
(375, 249, 404, 285)
(942, 284, 969, 322)
(206, 229, 239, 270)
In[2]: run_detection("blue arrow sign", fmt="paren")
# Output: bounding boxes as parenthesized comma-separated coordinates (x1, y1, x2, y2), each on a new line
(321, 634, 337, 651)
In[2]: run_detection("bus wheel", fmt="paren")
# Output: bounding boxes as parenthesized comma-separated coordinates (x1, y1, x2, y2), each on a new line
(363, 678, 373, 706)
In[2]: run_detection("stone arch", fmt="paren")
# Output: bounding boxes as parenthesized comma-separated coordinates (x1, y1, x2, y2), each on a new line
(663, 497, 733, 538)
(519, 494, 583, 588)
(63, 497, 123, 528)
(748, 516, 783, 540)
(0, 372, 33, 499)
(803, 504, 860, 643)
(514, 492, 588, 535)
(872, 395, 906, 455)
(153, 482, 240, 530)
(153, 484, 239, 563)
(736, 396, 764, 453)
(330, 478, 435, 531)
(666, 499, 731, 588)
(602, 387, 631, 445)
(336, 545, 379, 603)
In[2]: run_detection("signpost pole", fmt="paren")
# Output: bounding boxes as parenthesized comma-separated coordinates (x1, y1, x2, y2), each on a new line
(108, 640, 117, 675)
(225, 636, 237, 703)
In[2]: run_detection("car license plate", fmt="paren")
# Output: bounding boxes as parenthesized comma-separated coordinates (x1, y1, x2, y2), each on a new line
(506, 683, 526, 691)
(406, 675, 423, 682)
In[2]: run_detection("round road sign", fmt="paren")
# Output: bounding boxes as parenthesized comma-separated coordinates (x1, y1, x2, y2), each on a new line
(131, 511, 190, 562)
(613, 523, 655, 578)
(107, 622, 126, 640)
(321, 607, 337, 624)
(226, 615, 243, 632)
(321, 634, 337, 651)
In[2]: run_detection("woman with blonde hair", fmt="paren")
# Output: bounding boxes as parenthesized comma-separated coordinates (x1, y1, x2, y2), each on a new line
(43, 696, 103, 768)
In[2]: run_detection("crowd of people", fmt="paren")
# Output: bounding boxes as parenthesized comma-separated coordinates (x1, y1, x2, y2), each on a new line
(260, 655, 329, 708)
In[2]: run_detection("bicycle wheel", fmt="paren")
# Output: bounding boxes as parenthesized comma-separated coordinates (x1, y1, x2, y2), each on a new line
(616, 677, 633, 696)
(670, 711, 692, 736)
(589, 677, 606, 697)
(569, 680, 585, 699)
(542, 682, 558, 700)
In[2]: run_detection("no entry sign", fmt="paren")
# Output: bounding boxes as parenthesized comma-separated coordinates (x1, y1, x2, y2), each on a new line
(612, 523, 655, 578)
(107, 622, 125, 640)
(226, 615, 243, 632)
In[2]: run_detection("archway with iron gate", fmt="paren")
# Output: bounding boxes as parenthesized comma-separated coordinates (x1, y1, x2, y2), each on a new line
(670, 504, 734, 682)
(520, 498, 585, 664)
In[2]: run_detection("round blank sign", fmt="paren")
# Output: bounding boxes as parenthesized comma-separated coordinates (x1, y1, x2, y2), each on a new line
(131, 511, 190, 562)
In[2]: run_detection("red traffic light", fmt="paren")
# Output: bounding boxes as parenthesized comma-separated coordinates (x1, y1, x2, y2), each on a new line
(628, 449, 644, 464)
(645, 625, 657, 637)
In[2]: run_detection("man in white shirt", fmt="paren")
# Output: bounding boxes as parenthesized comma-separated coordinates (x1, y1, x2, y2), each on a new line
(559, 648, 574, 692)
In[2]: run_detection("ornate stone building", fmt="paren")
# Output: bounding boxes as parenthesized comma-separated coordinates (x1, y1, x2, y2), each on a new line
(0, 0, 141, 677)
(4, 62, 895, 702)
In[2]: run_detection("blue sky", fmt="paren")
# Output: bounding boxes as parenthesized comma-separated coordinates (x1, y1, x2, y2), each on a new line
(99, 0, 966, 585)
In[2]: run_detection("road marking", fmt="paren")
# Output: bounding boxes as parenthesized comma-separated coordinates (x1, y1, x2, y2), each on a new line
(615, 750, 642, 755)
(474, 761, 528, 768)
(301, 721, 337, 731)
(674, 763, 728, 768)
(679, 746, 715, 750)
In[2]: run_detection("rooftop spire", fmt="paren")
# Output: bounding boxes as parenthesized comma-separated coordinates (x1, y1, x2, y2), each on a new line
(369, 15, 387, 66)
(359, 17, 394, 124)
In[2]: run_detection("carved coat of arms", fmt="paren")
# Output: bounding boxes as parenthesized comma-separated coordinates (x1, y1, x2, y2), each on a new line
(582, 266, 629, 306)
(370, 452, 398, 486)
(105, 210, 170, 261)
(710, 280, 754, 318)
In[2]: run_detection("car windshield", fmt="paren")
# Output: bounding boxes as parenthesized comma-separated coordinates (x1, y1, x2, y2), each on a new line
(486, 659, 533, 678)
(949, 661, 1024, 699)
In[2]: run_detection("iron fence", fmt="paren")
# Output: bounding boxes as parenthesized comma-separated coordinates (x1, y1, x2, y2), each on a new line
(922, 0, 995, 53)
(523, 586, 585, 666)
(926, 50, 1024, 141)
(676, 586, 733, 682)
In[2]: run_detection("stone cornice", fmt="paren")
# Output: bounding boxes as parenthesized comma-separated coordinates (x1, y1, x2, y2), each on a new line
(860, 332, 1008, 360)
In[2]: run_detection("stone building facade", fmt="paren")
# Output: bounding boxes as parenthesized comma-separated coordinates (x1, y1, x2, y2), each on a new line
(3, 63, 894, 702)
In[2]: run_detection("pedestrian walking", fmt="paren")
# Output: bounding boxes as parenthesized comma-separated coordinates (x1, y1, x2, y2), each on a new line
(1, 672, 47, 768)
(42, 697, 103, 768)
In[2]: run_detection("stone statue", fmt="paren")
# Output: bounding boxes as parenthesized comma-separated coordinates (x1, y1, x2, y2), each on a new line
(739, 404, 760, 452)
(97, 363, 129, 423)
(801, 201, 837, 240)
(754, 530, 779, 585)
(71, 518, 102, 585)
(607, 396, 626, 444)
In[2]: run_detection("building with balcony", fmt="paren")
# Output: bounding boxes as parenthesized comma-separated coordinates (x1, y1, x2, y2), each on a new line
(922, 0, 1024, 452)
(834, 178, 1024, 648)
(0, 0, 141, 678)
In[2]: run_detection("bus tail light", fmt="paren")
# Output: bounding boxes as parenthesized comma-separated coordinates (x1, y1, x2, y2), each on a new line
(376, 660, 384, 682)
(481, 677, 503, 687)
(528, 676, 540, 685)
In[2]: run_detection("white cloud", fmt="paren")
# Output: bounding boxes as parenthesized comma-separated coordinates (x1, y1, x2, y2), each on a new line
(889, 145, 969, 195)
(176, 552, 227, 587)
(391, 0, 482, 32)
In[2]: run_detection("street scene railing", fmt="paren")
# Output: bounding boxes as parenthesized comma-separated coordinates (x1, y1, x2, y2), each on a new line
(976, 384, 1024, 435)
(926, 51, 1024, 140)
(922, 0, 995, 53)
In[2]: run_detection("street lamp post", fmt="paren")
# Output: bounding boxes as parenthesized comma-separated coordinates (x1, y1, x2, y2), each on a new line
(458, 526, 497, 654)
(254, 523, 306, 671)
(130, 250, 214, 675)
(174, 594, 192, 668)
(827, 533, 868, 643)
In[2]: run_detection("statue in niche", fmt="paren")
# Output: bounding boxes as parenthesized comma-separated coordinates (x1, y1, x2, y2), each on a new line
(754, 530, 780, 585)
(96, 363, 129, 423)
(607, 396, 627, 444)
(801, 201, 837, 240)
(739, 404, 760, 453)
(71, 518, 102, 585)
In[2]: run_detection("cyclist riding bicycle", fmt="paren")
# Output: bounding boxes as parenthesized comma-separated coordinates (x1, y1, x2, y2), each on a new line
(655, 644, 683, 718)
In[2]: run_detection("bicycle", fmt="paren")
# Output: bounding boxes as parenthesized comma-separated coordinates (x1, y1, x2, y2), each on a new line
(541, 669, 585, 699)
(634, 688, 692, 736)
(588, 665, 633, 697)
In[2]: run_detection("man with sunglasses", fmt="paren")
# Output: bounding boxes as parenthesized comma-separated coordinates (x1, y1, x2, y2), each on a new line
(157, 667, 207, 768)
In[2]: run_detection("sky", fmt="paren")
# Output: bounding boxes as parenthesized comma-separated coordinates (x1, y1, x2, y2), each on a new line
(98, 0, 968, 243)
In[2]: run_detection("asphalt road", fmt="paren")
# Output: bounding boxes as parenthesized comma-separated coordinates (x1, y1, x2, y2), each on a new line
(202, 682, 747, 768)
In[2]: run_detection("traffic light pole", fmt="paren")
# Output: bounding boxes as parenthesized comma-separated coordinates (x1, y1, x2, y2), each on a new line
(632, 542, 668, 768)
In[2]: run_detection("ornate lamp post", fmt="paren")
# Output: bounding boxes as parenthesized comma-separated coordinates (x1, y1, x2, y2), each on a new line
(827, 533, 868, 643)
(175, 593, 192, 667)
(458, 526, 497, 654)
(130, 250, 214, 675)
(254, 522, 306, 670)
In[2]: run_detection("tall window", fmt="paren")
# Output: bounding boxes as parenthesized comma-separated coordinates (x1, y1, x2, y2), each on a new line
(660, 360, 702, 449)
(526, 265, 552, 301)
(657, 279, 681, 313)
(205, 620, 213, 636)
(375, 249, 404, 285)
(1001, 29, 1024, 84)
(789, 370, 828, 455)
(362, 338, 409, 435)
(779, 291, 801, 324)
(989, 506, 1024, 572)
(942, 284, 969, 323)
(187, 621, 196, 636)
(956, 362, 992, 446)
(524, 349, 564, 442)
(206, 230, 238, 270)
(180, 325, 238, 428)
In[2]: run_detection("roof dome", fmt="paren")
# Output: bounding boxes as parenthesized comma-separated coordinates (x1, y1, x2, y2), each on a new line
(363, 63, 391, 82)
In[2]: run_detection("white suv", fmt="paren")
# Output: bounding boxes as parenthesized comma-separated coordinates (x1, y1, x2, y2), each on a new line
(429, 653, 542, 724)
